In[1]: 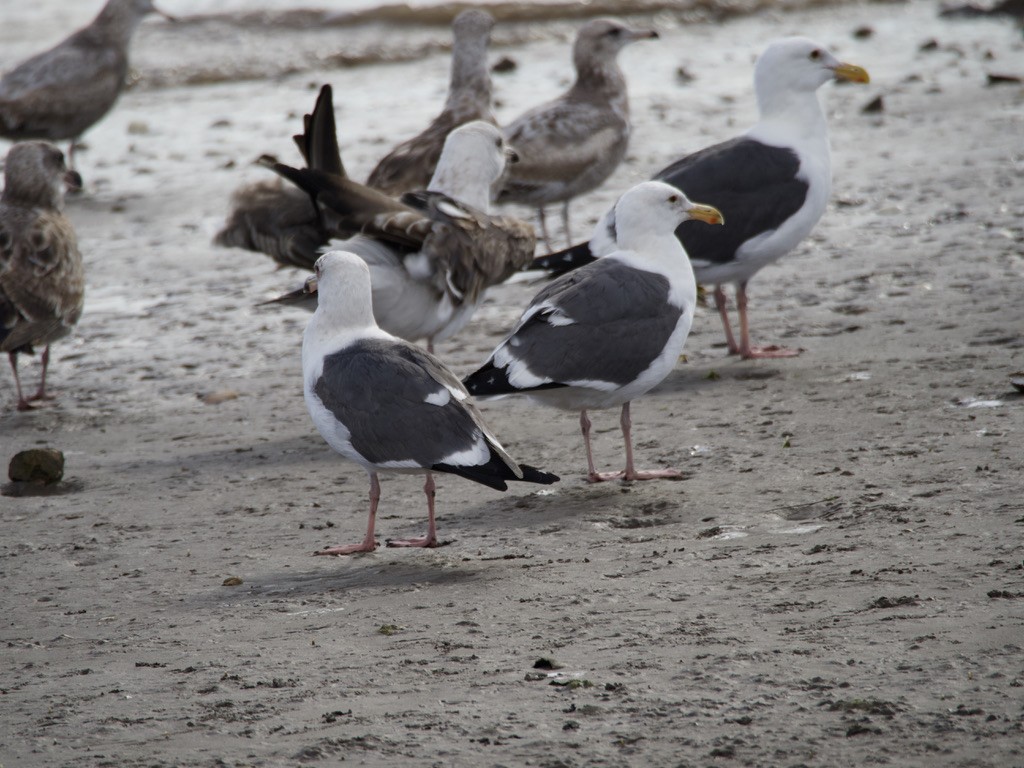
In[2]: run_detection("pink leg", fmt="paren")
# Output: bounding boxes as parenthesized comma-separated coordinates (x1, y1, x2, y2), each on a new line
(314, 471, 380, 556)
(537, 206, 553, 251)
(619, 402, 684, 481)
(561, 200, 573, 246)
(387, 472, 440, 548)
(713, 285, 740, 355)
(581, 409, 612, 483)
(8, 352, 33, 411)
(28, 345, 56, 403)
(736, 282, 802, 359)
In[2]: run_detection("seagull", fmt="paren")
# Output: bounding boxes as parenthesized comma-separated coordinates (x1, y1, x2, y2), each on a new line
(303, 250, 558, 555)
(214, 179, 330, 271)
(496, 18, 658, 249)
(215, 83, 395, 268)
(367, 9, 497, 196)
(0, 0, 175, 172)
(529, 37, 870, 359)
(1, 142, 84, 411)
(464, 181, 722, 483)
(264, 88, 535, 352)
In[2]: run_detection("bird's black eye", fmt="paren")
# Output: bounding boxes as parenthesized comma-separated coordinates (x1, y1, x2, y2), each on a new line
(668, 194, 679, 203)
(495, 138, 503, 149)
(607, 27, 622, 37)
(809, 49, 822, 60)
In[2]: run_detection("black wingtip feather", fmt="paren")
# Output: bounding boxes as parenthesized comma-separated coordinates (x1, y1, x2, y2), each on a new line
(432, 456, 559, 491)
(463, 362, 567, 398)
(528, 240, 597, 277)
(463, 360, 514, 397)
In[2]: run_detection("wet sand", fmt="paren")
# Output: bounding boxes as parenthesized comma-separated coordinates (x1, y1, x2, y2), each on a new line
(1, 1, 1023, 765)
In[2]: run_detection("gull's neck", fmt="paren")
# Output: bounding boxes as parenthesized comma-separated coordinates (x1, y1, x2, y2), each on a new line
(750, 87, 829, 154)
(427, 155, 494, 212)
(445, 35, 493, 119)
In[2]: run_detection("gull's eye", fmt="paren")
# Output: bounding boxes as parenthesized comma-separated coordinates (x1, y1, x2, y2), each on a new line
(607, 27, 622, 37)
(809, 49, 822, 61)
(668, 194, 679, 203)
(495, 138, 503, 149)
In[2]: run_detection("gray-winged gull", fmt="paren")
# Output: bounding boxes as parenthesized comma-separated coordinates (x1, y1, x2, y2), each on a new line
(0, 0, 175, 171)
(1, 142, 84, 411)
(496, 18, 658, 249)
(303, 250, 558, 555)
(464, 181, 722, 483)
(529, 37, 870, 359)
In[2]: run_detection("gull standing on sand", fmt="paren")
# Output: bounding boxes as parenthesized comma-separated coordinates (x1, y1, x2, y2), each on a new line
(1, 142, 84, 411)
(265, 86, 535, 352)
(530, 37, 870, 359)
(303, 251, 558, 555)
(496, 18, 658, 249)
(0, 0, 175, 172)
(367, 9, 496, 196)
(464, 182, 722, 483)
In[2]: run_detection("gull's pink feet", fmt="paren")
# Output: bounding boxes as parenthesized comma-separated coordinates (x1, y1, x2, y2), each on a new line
(313, 537, 378, 556)
(741, 344, 803, 359)
(386, 534, 441, 549)
(587, 468, 685, 483)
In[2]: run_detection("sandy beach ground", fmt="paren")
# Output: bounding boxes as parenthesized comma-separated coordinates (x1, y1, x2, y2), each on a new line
(1, 1, 1023, 765)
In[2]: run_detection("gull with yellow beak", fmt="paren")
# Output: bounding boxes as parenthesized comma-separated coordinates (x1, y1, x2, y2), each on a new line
(531, 37, 870, 359)
(465, 181, 723, 483)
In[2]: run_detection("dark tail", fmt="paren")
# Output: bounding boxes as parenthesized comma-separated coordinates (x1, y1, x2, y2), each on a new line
(293, 84, 346, 177)
(463, 360, 566, 398)
(433, 454, 559, 491)
(528, 240, 596, 277)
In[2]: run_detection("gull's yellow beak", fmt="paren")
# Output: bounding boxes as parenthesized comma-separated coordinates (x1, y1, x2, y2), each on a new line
(688, 203, 725, 226)
(304, 275, 319, 295)
(833, 62, 870, 84)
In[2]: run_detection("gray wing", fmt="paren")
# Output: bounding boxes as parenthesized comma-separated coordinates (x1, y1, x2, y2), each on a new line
(501, 259, 683, 387)
(501, 100, 626, 192)
(0, 42, 124, 138)
(314, 338, 516, 472)
(654, 137, 809, 268)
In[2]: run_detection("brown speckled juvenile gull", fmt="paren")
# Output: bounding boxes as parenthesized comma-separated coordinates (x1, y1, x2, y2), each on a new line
(302, 251, 557, 556)
(0, 142, 84, 411)
(264, 86, 535, 352)
(366, 9, 496, 196)
(0, 0, 174, 171)
(465, 182, 722, 484)
(496, 18, 658, 249)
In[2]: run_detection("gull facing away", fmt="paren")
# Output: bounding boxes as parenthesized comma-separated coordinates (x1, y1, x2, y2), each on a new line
(303, 251, 558, 555)
(464, 182, 723, 483)
(264, 86, 536, 352)
(0, 0, 175, 171)
(0, 142, 84, 411)
(367, 9, 497, 196)
(530, 37, 870, 359)
(496, 18, 658, 249)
